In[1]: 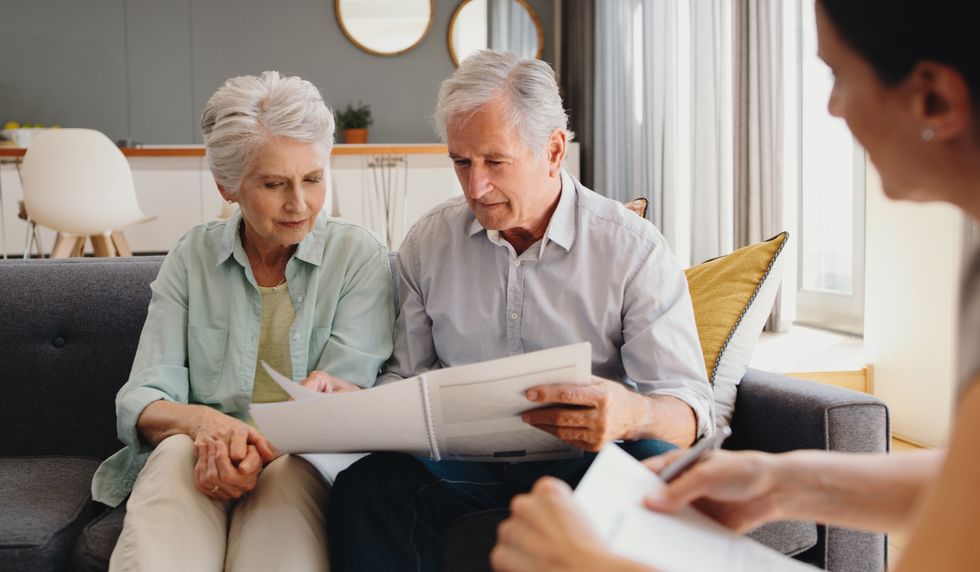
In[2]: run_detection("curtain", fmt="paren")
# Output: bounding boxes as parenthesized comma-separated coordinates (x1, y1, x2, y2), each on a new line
(734, 0, 784, 330)
(594, 0, 732, 267)
(488, 0, 536, 59)
(559, 0, 595, 188)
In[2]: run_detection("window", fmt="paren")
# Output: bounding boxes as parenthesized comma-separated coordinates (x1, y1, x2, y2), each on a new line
(795, 0, 866, 335)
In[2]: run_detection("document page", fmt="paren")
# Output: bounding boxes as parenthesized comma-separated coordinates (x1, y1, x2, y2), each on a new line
(426, 342, 592, 462)
(249, 372, 431, 455)
(249, 342, 593, 461)
(574, 444, 815, 572)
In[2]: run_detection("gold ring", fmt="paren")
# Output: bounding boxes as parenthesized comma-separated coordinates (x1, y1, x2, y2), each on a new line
(209, 484, 219, 493)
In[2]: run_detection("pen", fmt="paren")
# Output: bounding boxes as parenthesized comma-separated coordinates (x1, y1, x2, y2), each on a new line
(657, 425, 732, 483)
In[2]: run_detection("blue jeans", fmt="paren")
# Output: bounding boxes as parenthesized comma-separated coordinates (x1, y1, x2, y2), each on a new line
(327, 440, 674, 571)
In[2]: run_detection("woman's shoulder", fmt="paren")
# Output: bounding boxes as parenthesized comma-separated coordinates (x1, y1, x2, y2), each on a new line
(312, 213, 388, 259)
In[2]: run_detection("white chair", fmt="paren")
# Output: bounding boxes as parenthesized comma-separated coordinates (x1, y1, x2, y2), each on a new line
(20, 128, 153, 258)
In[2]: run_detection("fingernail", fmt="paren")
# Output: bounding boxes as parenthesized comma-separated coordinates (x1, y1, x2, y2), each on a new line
(526, 390, 538, 401)
(645, 493, 665, 508)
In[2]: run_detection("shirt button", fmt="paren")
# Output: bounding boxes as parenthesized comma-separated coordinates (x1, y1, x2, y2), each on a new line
(292, 334, 299, 341)
(511, 313, 518, 320)
(513, 260, 521, 267)
(296, 296, 304, 303)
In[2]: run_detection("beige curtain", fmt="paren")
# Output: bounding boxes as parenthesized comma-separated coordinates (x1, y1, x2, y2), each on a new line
(595, 0, 733, 268)
(734, 0, 783, 331)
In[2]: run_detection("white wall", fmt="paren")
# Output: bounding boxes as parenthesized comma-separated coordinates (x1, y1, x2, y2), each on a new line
(864, 164, 963, 447)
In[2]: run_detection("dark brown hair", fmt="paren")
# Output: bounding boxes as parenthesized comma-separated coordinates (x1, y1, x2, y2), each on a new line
(820, 0, 980, 105)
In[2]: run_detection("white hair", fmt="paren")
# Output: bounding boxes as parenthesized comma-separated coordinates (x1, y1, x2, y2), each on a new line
(200, 71, 334, 194)
(434, 50, 573, 153)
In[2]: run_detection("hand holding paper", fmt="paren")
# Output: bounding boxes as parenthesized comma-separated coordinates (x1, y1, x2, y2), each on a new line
(572, 444, 815, 571)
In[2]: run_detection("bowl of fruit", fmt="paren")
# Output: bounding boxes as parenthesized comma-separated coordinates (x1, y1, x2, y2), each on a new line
(1, 121, 58, 148)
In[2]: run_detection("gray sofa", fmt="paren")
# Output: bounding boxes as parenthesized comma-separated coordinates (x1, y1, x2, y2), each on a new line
(0, 256, 890, 571)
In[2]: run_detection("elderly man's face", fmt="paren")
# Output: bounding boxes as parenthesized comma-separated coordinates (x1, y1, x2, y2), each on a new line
(448, 98, 563, 236)
(226, 137, 326, 252)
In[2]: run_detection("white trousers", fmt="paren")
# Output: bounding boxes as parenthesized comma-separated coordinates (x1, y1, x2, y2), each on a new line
(109, 434, 330, 571)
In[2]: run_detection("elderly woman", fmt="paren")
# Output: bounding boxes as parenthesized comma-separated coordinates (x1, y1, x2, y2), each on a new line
(90, 71, 393, 570)
(491, 1, 980, 571)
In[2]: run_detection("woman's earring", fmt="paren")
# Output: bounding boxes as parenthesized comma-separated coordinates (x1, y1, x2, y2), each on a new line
(921, 127, 936, 141)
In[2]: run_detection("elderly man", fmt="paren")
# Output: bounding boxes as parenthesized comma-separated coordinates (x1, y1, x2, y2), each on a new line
(327, 50, 712, 571)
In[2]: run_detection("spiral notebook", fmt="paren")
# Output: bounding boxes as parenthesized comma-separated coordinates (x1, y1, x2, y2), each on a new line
(249, 342, 592, 463)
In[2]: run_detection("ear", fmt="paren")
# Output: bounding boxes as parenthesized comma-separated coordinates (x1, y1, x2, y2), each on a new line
(216, 180, 237, 203)
(546, 129, 567, 178)
(907, 61, 973, 141)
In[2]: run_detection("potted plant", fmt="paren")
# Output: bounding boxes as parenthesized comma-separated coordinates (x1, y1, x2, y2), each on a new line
(336, 102, 373, 144)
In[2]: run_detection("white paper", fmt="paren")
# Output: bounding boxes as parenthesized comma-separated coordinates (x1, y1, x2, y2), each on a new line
(574, 444, 816, 572)
(261, 361, 327, 401)
(426, 342, 592, 462)
(249, 374, 431, 454)
(249, 342, 592, 461)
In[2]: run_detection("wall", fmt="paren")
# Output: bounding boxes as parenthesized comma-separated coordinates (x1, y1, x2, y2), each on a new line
(864, 164, 964, 447)
(0, 0, 555, 145)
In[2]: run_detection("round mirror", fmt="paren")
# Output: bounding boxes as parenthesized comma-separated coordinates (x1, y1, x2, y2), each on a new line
(448, 0, 543, 67)
(336, 0, 434, 57)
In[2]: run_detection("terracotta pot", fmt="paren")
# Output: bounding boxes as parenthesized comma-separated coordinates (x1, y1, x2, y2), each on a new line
(344, 128, 368, 144)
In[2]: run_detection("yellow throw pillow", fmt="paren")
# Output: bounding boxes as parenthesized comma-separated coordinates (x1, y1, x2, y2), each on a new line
(685, 232, 789, 428)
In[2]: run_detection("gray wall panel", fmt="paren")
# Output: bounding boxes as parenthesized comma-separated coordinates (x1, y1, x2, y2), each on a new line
(0, 0, 129, 139)
(125, 0, 194, 144)
(0, 0, 556, 145)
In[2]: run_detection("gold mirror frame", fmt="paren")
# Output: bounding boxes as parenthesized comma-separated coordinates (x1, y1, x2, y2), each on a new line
(447, 0, 544, 67)
(335, 0, 435, 57)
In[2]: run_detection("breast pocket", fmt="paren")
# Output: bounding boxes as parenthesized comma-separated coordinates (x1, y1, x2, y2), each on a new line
(187, 325, 229, 398)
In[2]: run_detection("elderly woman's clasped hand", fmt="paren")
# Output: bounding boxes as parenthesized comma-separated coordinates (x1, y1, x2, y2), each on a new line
(187, 406, 278, 501)
(190, 369, 360, 500)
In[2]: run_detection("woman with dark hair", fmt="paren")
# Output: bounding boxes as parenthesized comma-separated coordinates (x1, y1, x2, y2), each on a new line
(490, 1, 980, 570)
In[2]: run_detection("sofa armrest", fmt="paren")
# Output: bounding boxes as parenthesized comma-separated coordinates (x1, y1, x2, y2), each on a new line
(727, 368, 891, 571)
(726, 368, 890, 455)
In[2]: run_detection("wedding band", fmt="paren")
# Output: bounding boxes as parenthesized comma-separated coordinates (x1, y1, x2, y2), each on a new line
(208, 484, 219, 493)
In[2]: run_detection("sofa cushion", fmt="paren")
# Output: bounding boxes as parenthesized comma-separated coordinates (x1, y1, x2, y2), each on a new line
(0, 457, 101, 572)
(69, 504, 125, 572)
(684, 232, 788, 429)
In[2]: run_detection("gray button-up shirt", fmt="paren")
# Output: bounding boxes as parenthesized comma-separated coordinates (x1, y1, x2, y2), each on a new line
(383, 172, 714, 437)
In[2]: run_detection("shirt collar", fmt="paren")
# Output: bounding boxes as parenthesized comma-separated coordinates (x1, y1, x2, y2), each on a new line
(466, 170, 577, 256)
(215, 209, 328, 268)
(541, 171, 577, 254)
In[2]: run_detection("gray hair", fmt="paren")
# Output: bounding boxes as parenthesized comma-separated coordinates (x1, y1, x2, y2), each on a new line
(201, 71, 334, 194)
(434, 50, 573, 153)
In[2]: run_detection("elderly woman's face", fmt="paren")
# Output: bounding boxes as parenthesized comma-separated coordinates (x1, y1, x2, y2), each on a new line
(232, 137, 326, 251)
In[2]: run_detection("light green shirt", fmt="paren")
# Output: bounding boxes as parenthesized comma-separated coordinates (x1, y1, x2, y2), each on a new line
(91, 210, 394, 507)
